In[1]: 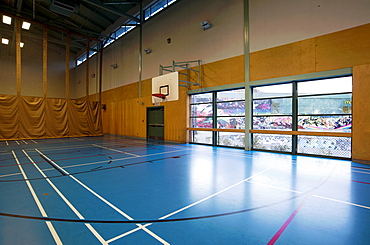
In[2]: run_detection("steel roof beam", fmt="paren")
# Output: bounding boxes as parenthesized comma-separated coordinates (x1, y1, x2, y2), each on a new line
(80, 2, 115, 25)
(82, 0, 140, 22)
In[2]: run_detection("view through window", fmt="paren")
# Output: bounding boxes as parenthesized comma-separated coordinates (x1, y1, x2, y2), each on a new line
(189, 76, 352, 158)
(252, 76, 352, 158)
(190, 89, 245, 147)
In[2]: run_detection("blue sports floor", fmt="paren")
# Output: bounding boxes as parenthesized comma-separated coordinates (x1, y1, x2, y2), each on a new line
(0, 135, 370, 244)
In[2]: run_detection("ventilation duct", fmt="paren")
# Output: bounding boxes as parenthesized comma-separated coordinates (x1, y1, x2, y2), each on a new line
(50, 0, 80, 16)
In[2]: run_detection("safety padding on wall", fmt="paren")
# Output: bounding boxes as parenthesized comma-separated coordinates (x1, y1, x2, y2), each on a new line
(0, 95, 102, 140)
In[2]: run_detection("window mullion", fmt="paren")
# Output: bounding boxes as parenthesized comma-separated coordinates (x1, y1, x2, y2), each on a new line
(292, 81, 298, 154)
(212, 92, 217, 146)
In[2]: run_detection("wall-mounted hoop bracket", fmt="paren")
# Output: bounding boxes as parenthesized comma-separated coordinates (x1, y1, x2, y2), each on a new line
(159, 60, 202, 88)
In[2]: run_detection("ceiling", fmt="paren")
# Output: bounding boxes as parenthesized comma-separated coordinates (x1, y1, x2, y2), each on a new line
(0, 0, 145, 53)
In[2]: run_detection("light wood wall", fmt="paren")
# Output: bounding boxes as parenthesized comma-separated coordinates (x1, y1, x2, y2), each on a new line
(100, 23, 370, 162)
(250, 23, 370, 81)
(353, 64, 370, 163)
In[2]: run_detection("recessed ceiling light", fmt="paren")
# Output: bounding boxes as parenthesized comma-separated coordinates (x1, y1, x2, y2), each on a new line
(2, 15, 12, 25)
(22, 21, 31, 30)
(20, 42, 24, 48)
(2, 38, 9, 45)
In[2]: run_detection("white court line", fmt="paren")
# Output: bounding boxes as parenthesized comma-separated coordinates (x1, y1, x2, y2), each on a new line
(22, 140, 28, 145)
(12, 151, 63, 245)
(92, 144, 141, 157)
(312, 195, 370, 210)
(106, 224, 152, 243)
(39, 149, 188, 173)
(246, 180, 370, 210)
(159, 167, 274, 220)
(109, 166, 275, 242)
(35, 149, 169, 245)
(0, 172, 23, 178)
(1, 148, 189, 179)
(36, 145, 96, 152)
(23, 150, 107, 244)
(352, 170, 370, 175)
(15, 140, 20, 145)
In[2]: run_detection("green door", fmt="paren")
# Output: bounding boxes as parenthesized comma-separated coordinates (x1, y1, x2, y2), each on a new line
(147, 106, 164, 140)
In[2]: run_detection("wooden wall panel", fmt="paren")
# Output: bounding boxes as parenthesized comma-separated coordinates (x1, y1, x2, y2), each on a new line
(200, 55, 244, 88)
(141, 79, 152, 97)
(123, 97, 150, 138)
(163, 87, 188, 142)
(316, 24, 370, 72)
(250, 39, 316, 81)
(352, 64, 370, 163)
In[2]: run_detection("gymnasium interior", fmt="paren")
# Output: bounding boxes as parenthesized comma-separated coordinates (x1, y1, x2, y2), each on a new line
(0, 0, 370, 244)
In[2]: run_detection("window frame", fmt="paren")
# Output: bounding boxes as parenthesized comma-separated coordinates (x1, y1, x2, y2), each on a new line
(251, 75, 352, 158)
(189, 88, 246, 148)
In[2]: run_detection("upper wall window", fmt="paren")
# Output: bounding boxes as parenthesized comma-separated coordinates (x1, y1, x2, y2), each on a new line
(76, 0, 178, 66)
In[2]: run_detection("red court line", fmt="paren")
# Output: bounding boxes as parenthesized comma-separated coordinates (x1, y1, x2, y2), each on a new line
(351, 180, 370, 185)
(268, 195, 310, 244)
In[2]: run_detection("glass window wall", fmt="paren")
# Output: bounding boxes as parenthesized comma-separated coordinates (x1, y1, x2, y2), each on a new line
(190, 89, 245, 147)
(252, 76, 352, 158)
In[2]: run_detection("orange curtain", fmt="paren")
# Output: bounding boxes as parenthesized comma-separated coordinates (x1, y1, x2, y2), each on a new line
(0, 95, 102, 140)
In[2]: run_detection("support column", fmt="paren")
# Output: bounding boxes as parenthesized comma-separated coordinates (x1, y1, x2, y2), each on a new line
(99, 41, 103, 107)
(86, 39, 90, 101)
(43, 28, 48, 99)
(15, 19, 21, 139)
(43, 27, 48, 138)
(16, 19, 21, 97)
(244, 0, 251, 150)
(65, 34, 70, 100)
(138, 1, 143, 98)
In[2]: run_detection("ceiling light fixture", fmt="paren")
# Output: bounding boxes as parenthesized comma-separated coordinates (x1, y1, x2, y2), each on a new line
(20, 42, 24, 48)
(22, 21, 31, 30)
(1, 38, 9, 45)
(2, 15, 12, 25)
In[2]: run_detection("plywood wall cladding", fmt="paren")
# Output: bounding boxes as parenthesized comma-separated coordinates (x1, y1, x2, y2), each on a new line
(250, 39, 316, 81)
(124, 97, 151, 138)
(201, 55, 245, 87)
(352, 64, 370, 163)
(141, 79, 153, 97)
(99, 79, 153, 104)
(316, 24, 370, 72)
(162, 87, 188, 142)
(102, 96, 152, 138)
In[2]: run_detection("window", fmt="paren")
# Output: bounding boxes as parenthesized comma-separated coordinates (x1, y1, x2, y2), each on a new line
(251, 76, 352, 158)
(297, 77, 352, 132)
(296, 76, 352, 158)
(76, 0, 179, 66)
(190, 89, 245, 148)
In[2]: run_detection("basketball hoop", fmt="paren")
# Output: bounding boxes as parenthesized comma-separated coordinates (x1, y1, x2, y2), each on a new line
(152, 93, 167, 106)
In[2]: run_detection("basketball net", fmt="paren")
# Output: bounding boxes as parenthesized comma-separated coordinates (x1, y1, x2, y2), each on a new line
(152, 93, 167, 106)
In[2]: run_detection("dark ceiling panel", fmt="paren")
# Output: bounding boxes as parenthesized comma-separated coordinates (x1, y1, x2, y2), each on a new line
(0, 0, 138, 39)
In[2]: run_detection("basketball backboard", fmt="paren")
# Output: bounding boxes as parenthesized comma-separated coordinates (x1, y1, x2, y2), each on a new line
(152, 72, 179, 104)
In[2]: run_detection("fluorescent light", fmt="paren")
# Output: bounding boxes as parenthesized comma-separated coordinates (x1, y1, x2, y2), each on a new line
(2, 38, 9, 45)
(22, 21, 31, 30)
(20, 42, 24, 48)
(2, 15, 12, 25)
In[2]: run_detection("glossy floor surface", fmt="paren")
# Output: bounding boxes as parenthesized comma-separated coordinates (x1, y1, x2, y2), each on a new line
(0, 135, 369, 244)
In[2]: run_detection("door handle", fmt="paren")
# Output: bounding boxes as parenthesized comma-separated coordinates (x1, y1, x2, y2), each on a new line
(148, 124, 164, 127)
